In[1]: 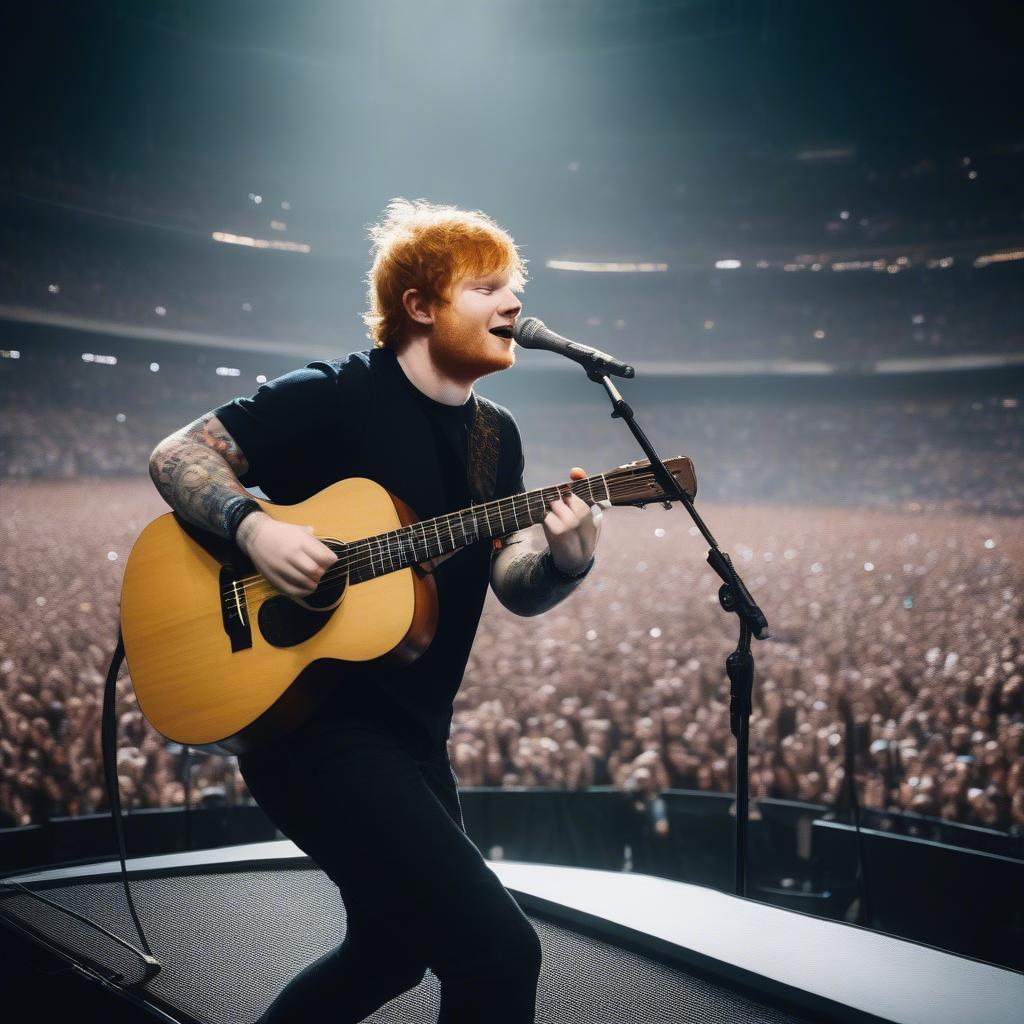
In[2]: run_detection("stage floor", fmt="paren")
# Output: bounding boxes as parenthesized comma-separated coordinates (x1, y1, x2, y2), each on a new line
(3, 841, 1021, 1024)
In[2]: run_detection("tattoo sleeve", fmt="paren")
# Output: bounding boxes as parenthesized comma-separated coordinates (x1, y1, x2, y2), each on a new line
(491, 545, 592, 618)
(148, 414, 255, 539)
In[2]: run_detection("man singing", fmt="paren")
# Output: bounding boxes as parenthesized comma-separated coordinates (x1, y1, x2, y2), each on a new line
(149, 198, 602, 1022)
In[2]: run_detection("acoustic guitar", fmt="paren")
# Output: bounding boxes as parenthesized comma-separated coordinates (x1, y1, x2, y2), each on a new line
(120, 456, 697, 754)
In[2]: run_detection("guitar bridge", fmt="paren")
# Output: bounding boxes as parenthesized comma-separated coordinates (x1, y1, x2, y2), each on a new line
(220, 566, 253, 652)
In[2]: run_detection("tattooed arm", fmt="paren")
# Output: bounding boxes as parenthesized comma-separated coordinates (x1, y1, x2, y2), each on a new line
(149, 414, 335, 597)
(489, 527, 593, 618)
(148, 414, 258, 539)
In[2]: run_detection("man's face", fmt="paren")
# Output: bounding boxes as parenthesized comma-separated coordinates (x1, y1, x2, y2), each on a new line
(428, 270, 523, 385)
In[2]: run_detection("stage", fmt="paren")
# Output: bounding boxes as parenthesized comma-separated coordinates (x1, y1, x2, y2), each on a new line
(2, 841, 1020, 1023)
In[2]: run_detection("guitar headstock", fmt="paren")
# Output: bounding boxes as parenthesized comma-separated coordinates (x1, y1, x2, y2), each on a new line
(603, 456, 697, 509)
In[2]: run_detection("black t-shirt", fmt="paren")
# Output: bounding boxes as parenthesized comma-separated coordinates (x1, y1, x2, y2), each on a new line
(213, 346, 525, 758)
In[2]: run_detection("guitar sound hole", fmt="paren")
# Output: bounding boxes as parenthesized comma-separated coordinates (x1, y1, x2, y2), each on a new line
(302, 539, 349, 610)
(257, 541, 347, 648)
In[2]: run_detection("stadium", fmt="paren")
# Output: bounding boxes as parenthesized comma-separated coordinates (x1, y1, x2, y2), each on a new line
(1, 2, 1021, 1022)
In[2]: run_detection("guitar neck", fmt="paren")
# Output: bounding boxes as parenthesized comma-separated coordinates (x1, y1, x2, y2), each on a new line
(347, 474, 612, 583)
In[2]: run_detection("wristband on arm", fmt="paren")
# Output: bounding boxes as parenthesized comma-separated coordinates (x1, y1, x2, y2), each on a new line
(224, 496, 263, 544)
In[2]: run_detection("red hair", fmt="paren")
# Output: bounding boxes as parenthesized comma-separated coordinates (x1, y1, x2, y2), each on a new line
(362, 198, 528, 349)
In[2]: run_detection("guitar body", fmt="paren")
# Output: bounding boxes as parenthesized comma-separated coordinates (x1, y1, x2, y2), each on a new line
(120, 454, 697, 756)
(120, 478, 438, 754)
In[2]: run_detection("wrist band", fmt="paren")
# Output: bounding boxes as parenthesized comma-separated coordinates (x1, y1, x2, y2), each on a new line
(225, 496, 262, 544)
(543, 549, 595, 583)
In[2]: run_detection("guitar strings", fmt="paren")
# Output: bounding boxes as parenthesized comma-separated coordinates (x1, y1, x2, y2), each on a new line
(220, 473, 676, 614)
(220, 473, 679, 615)
(220, 483, 608, 610)
(227, 479, 609, 594)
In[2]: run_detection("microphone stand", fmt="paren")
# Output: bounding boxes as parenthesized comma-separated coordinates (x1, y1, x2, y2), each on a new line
(581, 359, 770, 898)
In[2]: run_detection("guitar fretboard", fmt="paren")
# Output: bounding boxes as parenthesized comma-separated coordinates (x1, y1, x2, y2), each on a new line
(345, 475, 611, 583)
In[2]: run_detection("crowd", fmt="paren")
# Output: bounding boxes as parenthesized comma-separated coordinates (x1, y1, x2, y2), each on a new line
(1, 447, 1021, 833)
(4, 347, 1023, 518)
(449, 505, 1023, 835)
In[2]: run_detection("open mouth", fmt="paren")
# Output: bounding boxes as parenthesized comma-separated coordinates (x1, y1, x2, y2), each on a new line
(489, 326, 514, 339)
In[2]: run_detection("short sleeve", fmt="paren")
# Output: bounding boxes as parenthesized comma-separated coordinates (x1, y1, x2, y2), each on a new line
(213, 352, 370, 498)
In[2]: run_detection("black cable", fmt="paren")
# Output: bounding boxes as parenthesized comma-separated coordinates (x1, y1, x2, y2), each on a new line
(3, 879, 161, 974)
(100, 628, 161, 983)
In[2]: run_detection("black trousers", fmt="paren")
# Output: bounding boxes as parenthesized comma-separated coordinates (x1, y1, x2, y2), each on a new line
(238, 720, 542, 1023)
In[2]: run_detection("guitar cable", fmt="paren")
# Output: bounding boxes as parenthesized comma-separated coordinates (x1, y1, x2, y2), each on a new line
(2, 629, 162, 987)
(100, 627, 162, 981)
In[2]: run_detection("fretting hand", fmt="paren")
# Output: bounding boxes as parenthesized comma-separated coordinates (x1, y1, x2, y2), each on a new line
(542, 467, 603, 575)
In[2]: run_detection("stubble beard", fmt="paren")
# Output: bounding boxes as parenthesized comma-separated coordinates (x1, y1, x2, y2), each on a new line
(429, 307, 516, 386)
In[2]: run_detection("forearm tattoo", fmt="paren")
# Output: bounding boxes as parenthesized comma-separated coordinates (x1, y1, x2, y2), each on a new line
(149, 414, 253, 538)
(495, 549, 590, 618)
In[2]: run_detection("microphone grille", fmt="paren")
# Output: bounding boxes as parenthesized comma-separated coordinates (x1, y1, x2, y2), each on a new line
(513, 316, 544, 346)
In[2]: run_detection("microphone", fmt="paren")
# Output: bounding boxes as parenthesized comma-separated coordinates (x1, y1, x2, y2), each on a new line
(513, 317, 635, 379)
